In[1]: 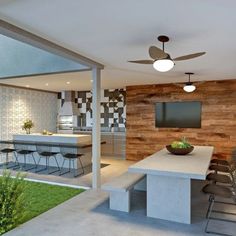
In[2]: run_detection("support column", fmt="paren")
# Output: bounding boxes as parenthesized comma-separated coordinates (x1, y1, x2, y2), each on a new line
(92, 67, 101, 189)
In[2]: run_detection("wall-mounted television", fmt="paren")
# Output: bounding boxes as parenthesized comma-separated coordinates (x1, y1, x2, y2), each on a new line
(155, 101, 202, 128)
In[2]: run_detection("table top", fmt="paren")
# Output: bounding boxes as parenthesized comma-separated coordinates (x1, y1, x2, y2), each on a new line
(14, 133, 90, 138)
(128, 146, 214, 180)
(0, 140, 105, 149)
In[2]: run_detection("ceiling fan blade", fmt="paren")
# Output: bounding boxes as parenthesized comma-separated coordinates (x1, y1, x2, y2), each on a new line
(149, 46, 167, 59)
(173, 52, 206, 61)
(128, 60, 153, 64)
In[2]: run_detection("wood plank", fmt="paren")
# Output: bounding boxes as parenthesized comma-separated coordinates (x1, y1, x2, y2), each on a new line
(126, 79, 236, 161)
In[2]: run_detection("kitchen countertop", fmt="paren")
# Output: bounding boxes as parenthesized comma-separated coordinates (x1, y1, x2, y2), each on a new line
(13, 133, 91, 144)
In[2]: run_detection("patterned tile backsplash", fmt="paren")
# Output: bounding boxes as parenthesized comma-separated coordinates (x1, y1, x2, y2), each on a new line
(0, 85, 57, 140)
(58, 89, 126, 128)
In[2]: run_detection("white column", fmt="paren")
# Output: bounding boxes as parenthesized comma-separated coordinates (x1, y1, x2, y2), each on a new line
(92, 67, 101, 189)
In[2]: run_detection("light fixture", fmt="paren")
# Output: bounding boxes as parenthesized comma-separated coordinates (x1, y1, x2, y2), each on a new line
(45, 83, 49, 86)
(183, 72, 196, 93)
(66, 81, 70, 84)
(153, 58, 174, 72)
(153, 36, 174, 72)
(26, 85, 30, 88)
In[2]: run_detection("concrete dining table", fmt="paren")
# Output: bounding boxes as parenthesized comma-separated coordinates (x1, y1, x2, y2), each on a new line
(128, 145, 214, 224)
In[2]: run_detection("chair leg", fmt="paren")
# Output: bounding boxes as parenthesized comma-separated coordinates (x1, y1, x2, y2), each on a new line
(78, 157, 84, 175)
(35, 156, 47, 173)
(72, 159, 79, 177)
(59, 158, 66, 175)
(205, 195, 236, 236)
(205, 196, 215, 234)
(48, 156, 60, 174)
(25, 153, 37, 171)
(11, 152, 21, 169)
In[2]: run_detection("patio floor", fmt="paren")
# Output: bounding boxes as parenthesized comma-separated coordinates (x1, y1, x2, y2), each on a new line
(0, 156, 134, 188)
(4, 180, 236, 236)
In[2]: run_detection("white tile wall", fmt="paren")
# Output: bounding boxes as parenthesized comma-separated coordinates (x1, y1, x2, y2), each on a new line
(0, 85, 57, 140)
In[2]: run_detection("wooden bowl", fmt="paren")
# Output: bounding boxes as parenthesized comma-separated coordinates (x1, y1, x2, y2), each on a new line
(166, 145, 194, 155)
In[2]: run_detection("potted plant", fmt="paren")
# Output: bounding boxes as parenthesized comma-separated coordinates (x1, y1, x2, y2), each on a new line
(22, 119, 34, 134)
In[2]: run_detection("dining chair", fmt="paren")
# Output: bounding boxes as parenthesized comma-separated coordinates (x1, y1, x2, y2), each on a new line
(202, 183, 236, 236)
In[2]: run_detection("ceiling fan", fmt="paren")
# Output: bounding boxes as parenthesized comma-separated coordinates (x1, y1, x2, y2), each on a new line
(128, 35, 206, 72)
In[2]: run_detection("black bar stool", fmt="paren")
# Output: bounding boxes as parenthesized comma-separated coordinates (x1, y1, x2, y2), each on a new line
(0, 144, 19, 169)
(202, 183, 236, 236)
(14, 144, 36, 171)
(35, 145, 60, 174)
(59, 146, 84, 177)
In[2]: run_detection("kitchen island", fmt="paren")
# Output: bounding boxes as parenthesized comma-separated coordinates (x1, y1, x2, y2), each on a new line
(12, 133, 92, 168)
(13, 133, 91, 144)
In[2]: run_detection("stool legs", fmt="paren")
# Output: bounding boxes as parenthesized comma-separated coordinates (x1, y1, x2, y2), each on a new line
(205, 195, 236, 236)
(48, 155, 60, 174)
(60, 158, 83, 177)
(36, 155, 60, 174)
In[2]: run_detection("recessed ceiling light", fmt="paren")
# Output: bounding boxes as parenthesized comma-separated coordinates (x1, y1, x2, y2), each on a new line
(45, 83, 49, 86)
(66, 81, 70, 84)
(90, 80, 93, 82)
(26, 85, 30, 88)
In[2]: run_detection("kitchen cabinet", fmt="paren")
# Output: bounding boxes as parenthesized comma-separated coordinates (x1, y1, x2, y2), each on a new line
(74, 130, 126, 158)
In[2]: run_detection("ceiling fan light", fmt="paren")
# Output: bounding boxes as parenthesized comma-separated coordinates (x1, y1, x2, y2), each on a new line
(153, 59, 174, 72)
(183, 84, 196, 93)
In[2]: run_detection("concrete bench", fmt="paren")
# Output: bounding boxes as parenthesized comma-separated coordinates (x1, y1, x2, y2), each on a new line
(102, 172, 145, 212)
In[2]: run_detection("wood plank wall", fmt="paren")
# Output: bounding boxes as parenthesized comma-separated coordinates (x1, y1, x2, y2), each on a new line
(126, 79, 236, 161)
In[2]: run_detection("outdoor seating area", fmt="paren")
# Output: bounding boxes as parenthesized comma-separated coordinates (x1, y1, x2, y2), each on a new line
(1, 1, 236, 235)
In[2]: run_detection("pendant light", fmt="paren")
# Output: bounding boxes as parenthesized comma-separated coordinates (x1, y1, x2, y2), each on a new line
(183, 72, 196, 93)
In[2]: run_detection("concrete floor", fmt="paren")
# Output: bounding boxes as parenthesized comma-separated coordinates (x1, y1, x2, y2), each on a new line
(0, 156, 134, 188)
(1, 156, 236, 236)
(4, 180, 236, 236)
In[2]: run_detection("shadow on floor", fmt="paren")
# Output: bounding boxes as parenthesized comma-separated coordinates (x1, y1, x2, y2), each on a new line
(0, 162, 109, 178)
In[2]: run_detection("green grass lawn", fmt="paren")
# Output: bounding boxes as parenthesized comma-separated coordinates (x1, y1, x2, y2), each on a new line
(0, 174, 85, 234)
(22, 180, 84, 223)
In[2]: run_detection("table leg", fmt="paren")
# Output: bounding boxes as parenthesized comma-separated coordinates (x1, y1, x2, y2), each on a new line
(147, 174, 191, 224)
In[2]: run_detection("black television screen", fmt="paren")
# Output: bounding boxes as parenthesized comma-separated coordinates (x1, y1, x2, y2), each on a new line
(155, 101, 202, 128)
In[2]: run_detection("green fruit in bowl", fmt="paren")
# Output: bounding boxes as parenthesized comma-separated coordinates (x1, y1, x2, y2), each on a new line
(171, 137, 191, 149)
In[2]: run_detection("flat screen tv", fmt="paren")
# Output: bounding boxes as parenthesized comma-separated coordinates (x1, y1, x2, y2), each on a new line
(155, 101, 202, 128)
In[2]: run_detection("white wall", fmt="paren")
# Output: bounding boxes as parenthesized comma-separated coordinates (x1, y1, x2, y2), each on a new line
(0, 85, 57, 140)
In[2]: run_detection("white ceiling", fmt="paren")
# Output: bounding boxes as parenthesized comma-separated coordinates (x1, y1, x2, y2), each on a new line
(0, 0, 236, 91)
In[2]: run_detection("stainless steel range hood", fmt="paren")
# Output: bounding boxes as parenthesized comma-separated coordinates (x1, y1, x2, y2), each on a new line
(58, 91, 80, 116)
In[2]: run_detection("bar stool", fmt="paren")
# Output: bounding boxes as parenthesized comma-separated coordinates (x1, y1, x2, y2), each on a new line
(59, 146, 84, 177)
(202, 183, 236, 236)
(0, 144, 19, 169)
(14, 144, 36, 171)
(35, 145, 60, 174)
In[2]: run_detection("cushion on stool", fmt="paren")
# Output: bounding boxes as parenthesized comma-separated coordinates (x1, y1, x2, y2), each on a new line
(0, 148, 15, 153)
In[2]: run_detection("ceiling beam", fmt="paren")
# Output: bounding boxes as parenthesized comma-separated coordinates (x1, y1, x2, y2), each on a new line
(0, 19, 104, 69)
